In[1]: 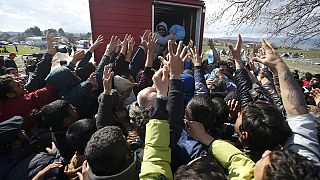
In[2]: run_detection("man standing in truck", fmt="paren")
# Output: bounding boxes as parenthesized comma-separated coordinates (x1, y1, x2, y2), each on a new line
(155, 21, 176, 55)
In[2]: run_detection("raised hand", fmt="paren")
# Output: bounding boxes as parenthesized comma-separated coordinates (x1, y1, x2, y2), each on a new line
(89, 35, 104, 52)
(252, 39, 284, 72)
(88, 73, 98, 90)
(45, 142, 57, 155)
(104, 35, 118, 56)
(140, 29, 151, 49)
(125, 36, 135, 62)
(158, 40, 188, 80)
(102, 65, 114, 95)
(46, 32, 56, 56)
(227, 99, 240, 119)
(146, 33, 158, 52)
(189, 46, 203, 67)
(207, 39, 215, 50)
(228, 34, 243, 69)
(152, 67, 169, 97)
(120, 34, 130, 55)
(77, 160, 89, 180)
(72, 50, 85, 64)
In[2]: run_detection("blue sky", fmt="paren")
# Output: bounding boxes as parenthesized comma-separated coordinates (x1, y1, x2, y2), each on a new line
(0, 0, 264, 38)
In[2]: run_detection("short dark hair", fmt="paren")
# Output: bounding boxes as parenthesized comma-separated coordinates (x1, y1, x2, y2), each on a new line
(41, 100, 70, 132)
(266, 150, 320, 179)
(209, 79, 227, 93)
(185, 94, 217, 134)
(85, 126, 128, 176)
(241, 102, 292, 151)
(174, 156, 228, 180)
(5, 67, 16, 74)
(212, 97, 229, 127)
(66, 119, 97, 155)
(224, 91, 238, 102)
(305, 72, 313, 81)
(0, 75, 14, 100)
(217, 61, 228, 67)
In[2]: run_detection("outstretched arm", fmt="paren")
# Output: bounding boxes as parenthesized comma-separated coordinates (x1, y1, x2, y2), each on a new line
(25, 32, 56, 91)
(96, 66, 115, 129)
(252, 39, 307, 116)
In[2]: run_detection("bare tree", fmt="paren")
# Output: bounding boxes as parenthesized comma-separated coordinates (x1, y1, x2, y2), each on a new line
(207, 0, 320, 47)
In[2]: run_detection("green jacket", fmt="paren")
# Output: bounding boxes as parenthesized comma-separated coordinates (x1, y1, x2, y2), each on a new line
(140, 119, 172, 180)
(139, 119, 255, 180)
(210, 140, 255, 180)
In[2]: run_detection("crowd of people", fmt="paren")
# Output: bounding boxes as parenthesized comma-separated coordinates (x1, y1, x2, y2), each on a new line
(0, 21, 320, 180)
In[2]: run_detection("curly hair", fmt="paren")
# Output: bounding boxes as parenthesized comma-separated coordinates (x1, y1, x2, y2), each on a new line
(265, 150, 320, 180)
(0, 75, 14, 100)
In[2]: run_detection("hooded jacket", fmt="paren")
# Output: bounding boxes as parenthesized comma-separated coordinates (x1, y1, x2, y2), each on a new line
(155, 22, 174, 54)
(46, 66, 98, 118)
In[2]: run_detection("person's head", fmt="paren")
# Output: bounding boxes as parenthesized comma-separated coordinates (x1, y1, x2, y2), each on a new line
(129, 101, 152, 139)
(174, 156, 228, 180)
(41, 100, 78, 132)
(85, 126, 129, 176)
(235, 102, 292, 151)
(208, 78, 227, 94)
(66, 119, 97, 155)
(254, 150, 320, 180)
(310, 77, 320, 88)
(0, 75, 26, 100)
(217, 61, 229, 75)
(5, 67, 19, 77)
(156, 22, 168, 36)
(0, 116, 29, 153)
(9, 53, 16, 59)
(185, 94, 217, 134)
(137, 87, 157, 109)
(211, 97, 229, 127)
(305, 72, 313, 81)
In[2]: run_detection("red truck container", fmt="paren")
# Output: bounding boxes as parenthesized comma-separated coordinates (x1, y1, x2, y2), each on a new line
(89, 0, 205, 62)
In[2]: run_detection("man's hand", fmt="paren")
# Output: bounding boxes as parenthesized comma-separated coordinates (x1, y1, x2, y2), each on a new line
(158, 40, 188, 80)
(77, 160, 89, 180)
(89, 35, 104, 53)
(310, 88, 320, 107)
(228, 34, 243, 69)
(103, 66, 114, 95)
(32, 162, 63, 180)
(88, 73, 98, 90)
(72, 50, 85, 64)
(190, 46, 202, 67)
(152, 68, 169, 97)
(140, 29, 151, 50)
(147, 33, 158, 52)
(207, 39, 215, 50)
(120, 34, 130, 55)
(45, 142, 56, 155)
(46, 32, 56, 56)
(253, 39, 307, 115)
(125, 36, 135, 62)
(227, 99, 240, 119)
(185, 120, 214, 146)
(104, 35, 118, 56)
(251, 39, 284, 72)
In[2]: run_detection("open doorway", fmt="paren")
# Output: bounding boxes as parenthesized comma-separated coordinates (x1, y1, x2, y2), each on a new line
(153, 1, 203, 48)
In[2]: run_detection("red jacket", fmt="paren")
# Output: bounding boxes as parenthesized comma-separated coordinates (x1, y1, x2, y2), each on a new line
(0, 85, 58, 132)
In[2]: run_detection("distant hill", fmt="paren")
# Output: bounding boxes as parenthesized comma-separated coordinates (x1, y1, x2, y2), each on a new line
(0, 31, 22, 35)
